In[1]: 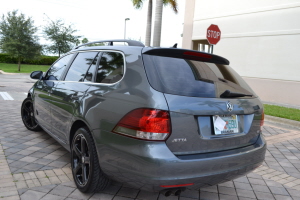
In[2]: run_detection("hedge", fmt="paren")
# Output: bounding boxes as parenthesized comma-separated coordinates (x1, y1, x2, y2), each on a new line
(0, 53, 58, 65)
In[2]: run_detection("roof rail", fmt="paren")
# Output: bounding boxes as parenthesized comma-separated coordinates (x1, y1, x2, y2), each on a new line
(74, 39, 145, 49)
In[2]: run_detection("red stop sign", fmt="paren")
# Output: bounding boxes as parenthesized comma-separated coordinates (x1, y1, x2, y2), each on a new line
(206, 24, 221, 45)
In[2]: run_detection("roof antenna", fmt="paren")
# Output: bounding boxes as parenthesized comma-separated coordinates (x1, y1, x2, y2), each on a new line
(171, 43, 177, 48)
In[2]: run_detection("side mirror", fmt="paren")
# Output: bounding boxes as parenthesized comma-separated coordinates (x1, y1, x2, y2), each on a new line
(30, 71, 43, 80)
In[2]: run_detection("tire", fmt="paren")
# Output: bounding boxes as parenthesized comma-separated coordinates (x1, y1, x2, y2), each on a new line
(71, 127, 110, 193)
(21, 97, 42, 131)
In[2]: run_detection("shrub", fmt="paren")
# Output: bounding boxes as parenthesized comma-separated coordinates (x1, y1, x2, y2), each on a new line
(0, 53, 58, 65)
(0, 54, 17, 63)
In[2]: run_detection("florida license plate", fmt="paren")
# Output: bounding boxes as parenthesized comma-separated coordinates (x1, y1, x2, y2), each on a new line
(213, 115, 239, 135)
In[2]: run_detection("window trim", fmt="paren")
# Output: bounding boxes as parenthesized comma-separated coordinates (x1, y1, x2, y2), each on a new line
(61, 50, 126, 86)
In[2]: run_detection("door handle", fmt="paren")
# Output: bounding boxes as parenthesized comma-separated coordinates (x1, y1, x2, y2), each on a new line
(71, 95, 79, 100)
(70, 94, 83, 100)
(47, 90, 53, 96)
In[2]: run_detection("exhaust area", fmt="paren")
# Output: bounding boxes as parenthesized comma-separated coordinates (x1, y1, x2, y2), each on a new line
(161, 187, 186, 197)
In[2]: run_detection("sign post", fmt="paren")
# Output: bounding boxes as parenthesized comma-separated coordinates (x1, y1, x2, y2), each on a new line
(206, 24, 221, 54)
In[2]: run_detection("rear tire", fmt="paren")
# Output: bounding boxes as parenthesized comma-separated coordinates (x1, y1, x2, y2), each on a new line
(21, 97, 42, 131)
(71, 127, 110, 193)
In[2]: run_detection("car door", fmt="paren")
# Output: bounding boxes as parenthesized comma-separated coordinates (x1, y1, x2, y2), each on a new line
(50, 51, 100, 142)
(34, 54, 74, 133)
(82, 51, 126, 130)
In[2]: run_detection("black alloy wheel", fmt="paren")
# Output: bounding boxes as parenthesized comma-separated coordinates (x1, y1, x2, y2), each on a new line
(71, 127, 110, 192)
(21, 97, 42, 131)
(72, 133, 90, 186)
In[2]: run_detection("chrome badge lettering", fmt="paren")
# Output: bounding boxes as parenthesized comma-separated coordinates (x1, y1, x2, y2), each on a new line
(172, 138, 187, 143)
(226, 101, 233, 112)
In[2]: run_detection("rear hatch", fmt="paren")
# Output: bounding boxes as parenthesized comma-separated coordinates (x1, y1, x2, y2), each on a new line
(142, 48, 264, 155)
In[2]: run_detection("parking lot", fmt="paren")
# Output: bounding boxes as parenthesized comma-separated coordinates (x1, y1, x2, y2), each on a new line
(1, 73, 300, 200)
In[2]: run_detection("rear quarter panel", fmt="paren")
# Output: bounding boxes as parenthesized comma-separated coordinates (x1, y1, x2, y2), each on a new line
(79, 47, 169, 134)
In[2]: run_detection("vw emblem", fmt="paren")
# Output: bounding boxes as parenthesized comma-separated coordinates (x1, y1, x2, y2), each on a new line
(226, 101, 233, 112)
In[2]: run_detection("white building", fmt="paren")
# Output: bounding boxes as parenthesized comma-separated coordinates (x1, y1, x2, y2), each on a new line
(182, 0, 300, 108)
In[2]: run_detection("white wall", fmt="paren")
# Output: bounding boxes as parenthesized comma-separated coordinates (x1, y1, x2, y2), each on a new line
(191, 1, 300, 81)
(194, 0, 300, 20)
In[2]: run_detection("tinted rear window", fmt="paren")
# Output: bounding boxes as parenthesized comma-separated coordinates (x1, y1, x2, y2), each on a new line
(143, 55, 255, 98)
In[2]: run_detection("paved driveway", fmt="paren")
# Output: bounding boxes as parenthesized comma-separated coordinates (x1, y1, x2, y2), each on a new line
(0, 74, 300, 200)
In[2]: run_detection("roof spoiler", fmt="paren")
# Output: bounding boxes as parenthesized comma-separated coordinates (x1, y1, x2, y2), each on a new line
(143, 48, 229, 65)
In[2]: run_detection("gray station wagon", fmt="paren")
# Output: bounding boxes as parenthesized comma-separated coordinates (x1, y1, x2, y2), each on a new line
(21, 39, 266, 196)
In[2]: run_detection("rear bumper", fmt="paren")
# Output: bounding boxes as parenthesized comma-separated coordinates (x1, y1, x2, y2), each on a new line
(93, 129, 266, 192)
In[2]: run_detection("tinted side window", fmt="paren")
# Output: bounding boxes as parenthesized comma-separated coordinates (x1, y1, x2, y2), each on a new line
(65, 52, 99, 82)
(96, 52, 124, 83)
(84, 53, 100, 82)
(45, 54, 73, 80)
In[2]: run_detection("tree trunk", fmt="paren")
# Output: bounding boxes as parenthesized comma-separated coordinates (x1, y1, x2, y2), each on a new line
(152, 0, 163, 47)
(145, 0, 153, 46)
(18, 57, 21, 72)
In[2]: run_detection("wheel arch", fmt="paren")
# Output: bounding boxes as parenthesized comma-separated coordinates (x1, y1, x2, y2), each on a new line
(28, 87, 34, 98)
(69, 120, 92, 149)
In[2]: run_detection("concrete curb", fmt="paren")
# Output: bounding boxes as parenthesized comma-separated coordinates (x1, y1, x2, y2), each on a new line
(265, 115, 300, 129)
(0, 70, 30, 75)
(263, 101, 300, 110)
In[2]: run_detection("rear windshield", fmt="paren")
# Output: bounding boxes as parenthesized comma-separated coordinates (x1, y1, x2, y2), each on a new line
(143, 55, 255, 98)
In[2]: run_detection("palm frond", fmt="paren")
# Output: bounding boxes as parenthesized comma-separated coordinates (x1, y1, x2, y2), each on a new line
(163, 0, 178, 13)
(132, 0, 144, 9)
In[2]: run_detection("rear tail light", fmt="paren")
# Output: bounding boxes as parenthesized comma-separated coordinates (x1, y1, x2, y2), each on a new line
(260, 111, 264, 127)
(112, 108, 171, 141)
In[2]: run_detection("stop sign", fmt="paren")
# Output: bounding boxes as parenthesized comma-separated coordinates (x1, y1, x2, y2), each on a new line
(206, 24, 221, 45)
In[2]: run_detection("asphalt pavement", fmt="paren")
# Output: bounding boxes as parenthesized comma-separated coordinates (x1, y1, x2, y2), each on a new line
(1, 73, 300, 200)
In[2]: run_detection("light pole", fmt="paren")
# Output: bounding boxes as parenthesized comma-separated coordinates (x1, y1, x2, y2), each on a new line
(124, 18, 130, 40)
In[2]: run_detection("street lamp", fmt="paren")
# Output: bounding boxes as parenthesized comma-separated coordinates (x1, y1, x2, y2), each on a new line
(124, 18, 130, 40)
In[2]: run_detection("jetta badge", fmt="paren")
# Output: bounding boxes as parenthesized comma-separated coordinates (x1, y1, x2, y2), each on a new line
(226, 101, 233, 112)
(172, 138, 187, 143)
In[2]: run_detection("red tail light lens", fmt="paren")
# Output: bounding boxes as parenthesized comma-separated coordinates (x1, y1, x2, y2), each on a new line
(260, 111, 264, 127)
(112, 108, 171, 141)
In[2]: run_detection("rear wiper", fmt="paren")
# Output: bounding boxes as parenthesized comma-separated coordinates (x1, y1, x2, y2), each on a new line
(220, 90, 253, 98)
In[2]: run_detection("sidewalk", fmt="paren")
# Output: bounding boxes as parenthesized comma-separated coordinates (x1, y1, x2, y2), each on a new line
(1, 101, 300, 199)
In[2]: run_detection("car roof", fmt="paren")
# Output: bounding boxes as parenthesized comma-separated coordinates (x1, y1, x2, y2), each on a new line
(69, 39, 229, 65)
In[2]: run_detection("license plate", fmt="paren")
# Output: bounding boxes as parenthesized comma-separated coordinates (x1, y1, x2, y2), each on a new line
(213, 115, 239, 135)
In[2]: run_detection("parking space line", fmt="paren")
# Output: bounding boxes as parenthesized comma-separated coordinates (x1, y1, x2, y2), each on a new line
(0, 92, 14, 100)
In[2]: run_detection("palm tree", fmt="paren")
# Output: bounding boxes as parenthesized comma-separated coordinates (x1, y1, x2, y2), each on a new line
(153, 0, 178, 47)
(152, 0, 163, 47)
(132, 0, 153, 46)
(131, 0, 177, 47)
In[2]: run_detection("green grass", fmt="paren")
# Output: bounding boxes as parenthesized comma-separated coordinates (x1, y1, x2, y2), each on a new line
(0, 63, 50, 73)
(264, 104, 300, 122)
